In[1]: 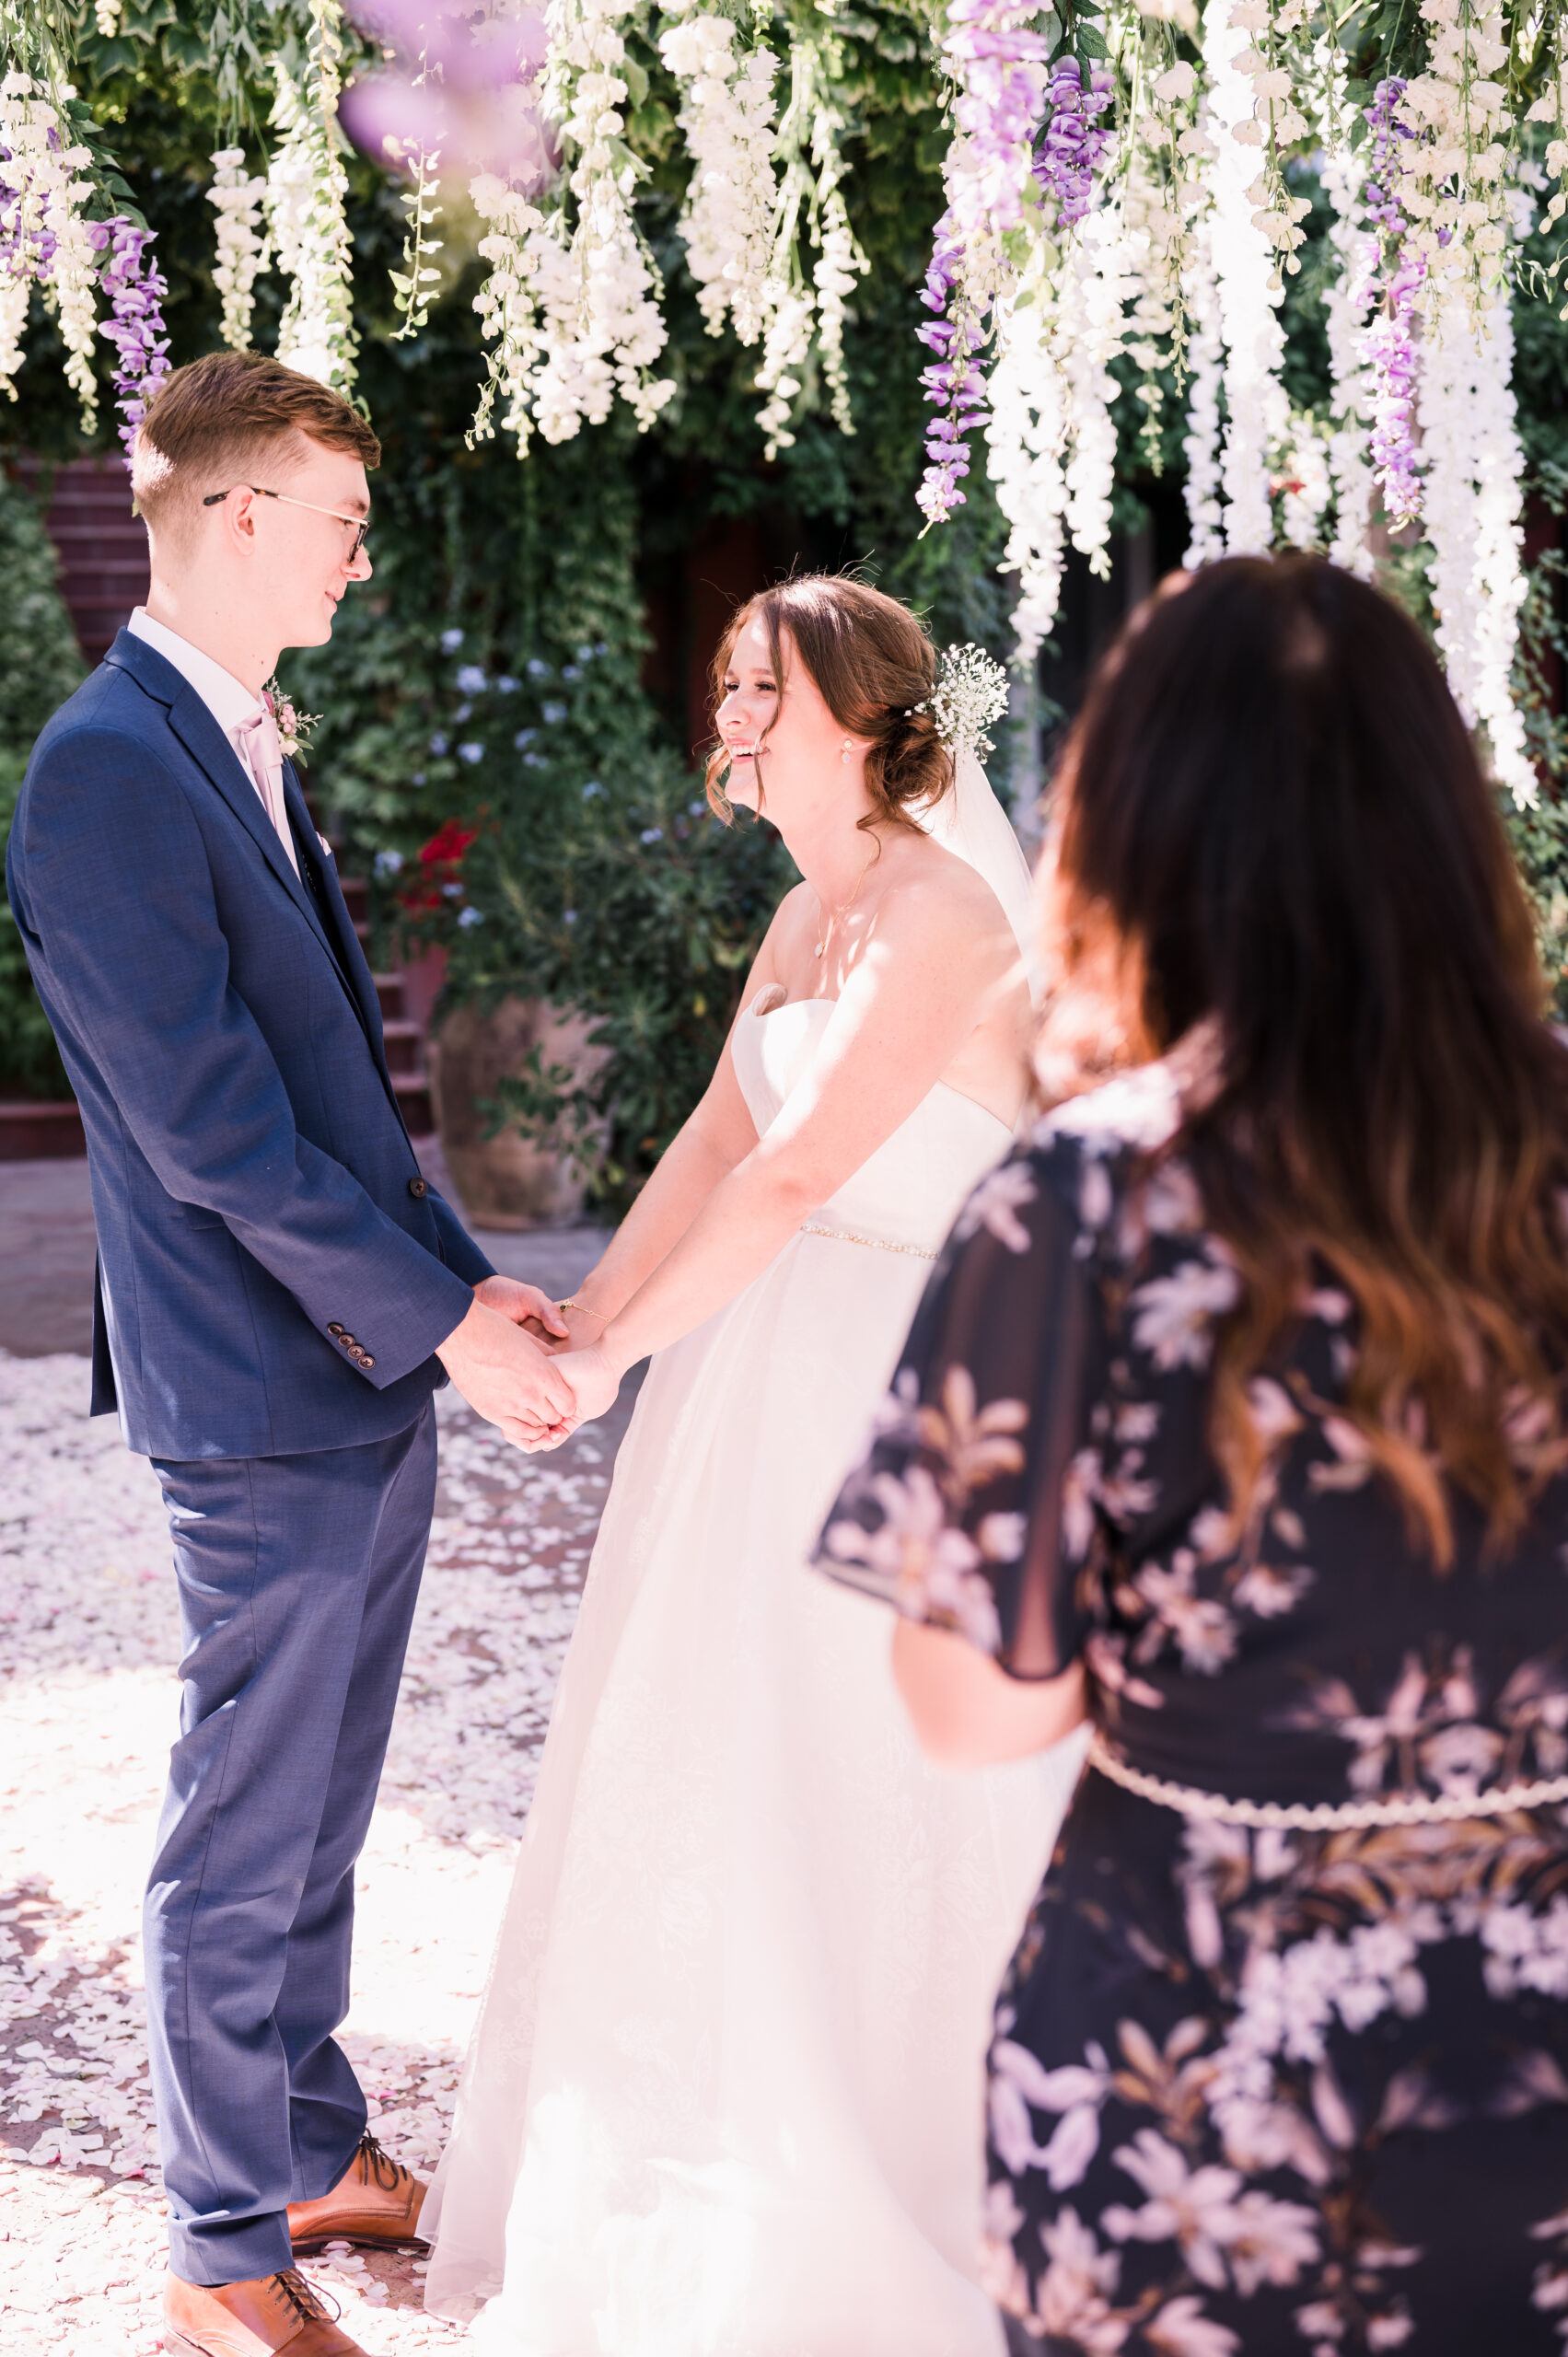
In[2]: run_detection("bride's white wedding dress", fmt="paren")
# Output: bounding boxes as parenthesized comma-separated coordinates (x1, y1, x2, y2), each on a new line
(424, 758, 1087, 2353)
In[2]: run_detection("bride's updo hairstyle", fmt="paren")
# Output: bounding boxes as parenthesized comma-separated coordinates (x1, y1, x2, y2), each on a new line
(704, 575, 953, 830)
(1047, 552, 1568, 1567)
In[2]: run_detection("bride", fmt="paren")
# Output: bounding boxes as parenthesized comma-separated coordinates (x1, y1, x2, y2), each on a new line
(422, 577, 1086, 2352)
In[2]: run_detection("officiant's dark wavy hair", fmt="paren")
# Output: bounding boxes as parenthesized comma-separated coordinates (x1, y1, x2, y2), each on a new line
(703, 575, 953, 829)
(1050, 552, 1568, 1565)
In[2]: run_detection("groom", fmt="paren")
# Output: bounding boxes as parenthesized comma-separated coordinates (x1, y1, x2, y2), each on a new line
(6, 350, 573, 2355)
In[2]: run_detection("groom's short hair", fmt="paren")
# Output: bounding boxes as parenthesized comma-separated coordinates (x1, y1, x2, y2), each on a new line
(132, 350, 381, 553)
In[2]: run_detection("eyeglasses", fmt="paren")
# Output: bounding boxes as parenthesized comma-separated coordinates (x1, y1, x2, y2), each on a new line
(203, 484, 370, 562)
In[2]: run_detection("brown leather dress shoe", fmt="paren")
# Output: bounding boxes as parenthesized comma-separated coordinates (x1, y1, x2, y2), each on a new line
(286, 2129, 427, 2257)
(162, 2267, 367, 2356)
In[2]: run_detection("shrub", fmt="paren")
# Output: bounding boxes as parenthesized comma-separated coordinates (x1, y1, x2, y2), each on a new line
(0, 469, 86, 1099)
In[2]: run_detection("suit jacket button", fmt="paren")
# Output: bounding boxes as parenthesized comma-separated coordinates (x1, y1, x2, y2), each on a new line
(328, 1322, 345, 1337)
(342, 1333, 357, 1347)
(408, 1176, 428, 1199)
(360, 1353, 375, 1368)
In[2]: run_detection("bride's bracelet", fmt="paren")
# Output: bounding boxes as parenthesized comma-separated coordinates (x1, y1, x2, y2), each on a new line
(558, 1298, 609, 1327)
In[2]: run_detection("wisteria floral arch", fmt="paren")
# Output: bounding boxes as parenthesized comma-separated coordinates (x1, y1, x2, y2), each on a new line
(0, 0, 1561, 797)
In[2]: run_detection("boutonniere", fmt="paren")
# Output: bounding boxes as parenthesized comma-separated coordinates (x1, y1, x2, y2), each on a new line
(262, 679, 322, 763)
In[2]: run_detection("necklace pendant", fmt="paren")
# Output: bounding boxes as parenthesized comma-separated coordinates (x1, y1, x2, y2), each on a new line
(814, 941, 825, 958)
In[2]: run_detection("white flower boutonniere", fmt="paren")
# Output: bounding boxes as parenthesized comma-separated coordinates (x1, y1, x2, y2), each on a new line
(262, 679, 321, 763)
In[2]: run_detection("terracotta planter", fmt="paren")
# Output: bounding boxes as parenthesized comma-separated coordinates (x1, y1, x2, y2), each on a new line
(430, 997, 610, 1230)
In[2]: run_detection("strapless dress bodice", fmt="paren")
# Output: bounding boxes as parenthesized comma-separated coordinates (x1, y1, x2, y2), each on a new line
(732, 992, 1014, 1255)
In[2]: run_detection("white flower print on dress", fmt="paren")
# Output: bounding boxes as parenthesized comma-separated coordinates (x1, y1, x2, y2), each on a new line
(955, 1159, 1039, 1253)
(1144, 2295, 1240, 2357)
(1034, 2207, 1131, 2351)
(821, 1465, 1002, 1651)
(1130, 1248, 1242, 1371)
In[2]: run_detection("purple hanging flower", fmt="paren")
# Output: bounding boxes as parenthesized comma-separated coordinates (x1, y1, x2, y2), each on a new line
(1034, 59, 1114, 230)
(1361, 78, 1425, 529)
(917, 36, 1110, 528)
(88, 216, 171, 463)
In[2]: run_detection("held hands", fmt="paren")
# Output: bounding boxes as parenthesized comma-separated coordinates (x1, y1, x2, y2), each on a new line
(436, 1289, 575, 1451)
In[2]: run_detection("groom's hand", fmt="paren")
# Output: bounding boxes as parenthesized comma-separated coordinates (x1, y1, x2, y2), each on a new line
(436, 1296, 576, 1448)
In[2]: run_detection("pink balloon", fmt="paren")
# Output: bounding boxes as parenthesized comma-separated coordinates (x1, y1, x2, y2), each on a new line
(343, 1, 556, 188)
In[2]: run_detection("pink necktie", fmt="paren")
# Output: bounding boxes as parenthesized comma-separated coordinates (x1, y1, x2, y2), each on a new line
(235, 702, 300, 877)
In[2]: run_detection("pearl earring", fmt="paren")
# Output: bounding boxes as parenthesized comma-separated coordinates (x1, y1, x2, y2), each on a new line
(840, 738, 853, 762)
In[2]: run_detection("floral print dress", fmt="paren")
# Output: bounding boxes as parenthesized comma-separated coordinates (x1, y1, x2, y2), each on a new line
(815, 1056, 1568, 2357)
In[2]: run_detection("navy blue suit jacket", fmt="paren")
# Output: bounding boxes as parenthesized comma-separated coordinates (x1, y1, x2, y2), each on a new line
(6, 628, 493, 1458)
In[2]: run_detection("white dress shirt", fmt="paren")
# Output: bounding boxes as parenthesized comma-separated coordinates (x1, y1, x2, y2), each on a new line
(128, 608, 299, 876)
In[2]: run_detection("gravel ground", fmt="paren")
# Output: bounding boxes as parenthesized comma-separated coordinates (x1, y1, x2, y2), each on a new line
(0, 1347, 631, 2353)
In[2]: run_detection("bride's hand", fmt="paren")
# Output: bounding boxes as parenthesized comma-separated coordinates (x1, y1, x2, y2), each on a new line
(557, 1342, 622, 1429)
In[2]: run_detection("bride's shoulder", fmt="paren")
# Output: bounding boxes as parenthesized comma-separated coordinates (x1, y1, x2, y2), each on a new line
(873, 830, 1013, 943)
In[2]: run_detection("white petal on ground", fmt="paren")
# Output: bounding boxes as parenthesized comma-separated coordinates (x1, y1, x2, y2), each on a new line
(0, 1350, 610, 2348)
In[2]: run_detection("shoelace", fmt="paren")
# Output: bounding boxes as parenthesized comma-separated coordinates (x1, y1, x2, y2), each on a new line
(268, 2269, 341, 2328)
(354, 2130, 407, 2195)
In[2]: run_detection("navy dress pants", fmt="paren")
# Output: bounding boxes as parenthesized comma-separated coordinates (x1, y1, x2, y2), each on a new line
(145, 1403, 437, 2285)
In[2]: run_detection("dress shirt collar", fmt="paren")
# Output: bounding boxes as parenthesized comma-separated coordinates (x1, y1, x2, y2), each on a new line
(128, 608, 266, 748)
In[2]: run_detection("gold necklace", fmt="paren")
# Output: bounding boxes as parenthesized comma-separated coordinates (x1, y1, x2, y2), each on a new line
(814, 843, 878, 961)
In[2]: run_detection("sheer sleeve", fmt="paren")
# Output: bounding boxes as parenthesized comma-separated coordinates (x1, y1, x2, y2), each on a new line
(813, 1142, 1107, 1680)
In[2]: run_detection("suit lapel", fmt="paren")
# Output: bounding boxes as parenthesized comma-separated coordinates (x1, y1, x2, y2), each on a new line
(105, 631, 392, 1073)
(163, 687, 347, 966)
(281, 763, 386, 1052)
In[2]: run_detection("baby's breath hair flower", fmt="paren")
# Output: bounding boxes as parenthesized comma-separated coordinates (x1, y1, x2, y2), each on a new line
(919, 642, 1010, 765)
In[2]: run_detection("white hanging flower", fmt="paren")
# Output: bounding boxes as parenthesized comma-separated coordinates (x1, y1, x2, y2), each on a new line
(468, 173, 554, 454)
(657, 11, 778, 344)
(206, 147, 269, 352)
(1179, 202, 1225, 566)
(266, 4, 357, 393)
(1201, 0, 1290, 553)
(1276, 412, 1330, 550)
(983, 149, 1133, 654)
(754, 280, 814, 458)
(1316, 84, 1377, 579)
(94, 0, 123, 32)
(1060, 192, 1139, 578)
(987, 256, 1069, 664)
(0, 268, 27, 401)
(1417, 282, 1533, 806)
(530, 0, 677, 439)
(0, 72, 99, 427)
(1399, 0, 1512, 319)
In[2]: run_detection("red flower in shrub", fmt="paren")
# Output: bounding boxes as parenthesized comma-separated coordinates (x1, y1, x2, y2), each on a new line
(401, 819, 479, 912)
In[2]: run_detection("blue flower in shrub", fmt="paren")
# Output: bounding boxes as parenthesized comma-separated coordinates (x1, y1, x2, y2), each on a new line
(456, 664, 487, 694)
(440, 628, 464, 653)
(429, 732, 449, 755)
(640, 828, 664, 845)
(541, 702, 567, 725)
(514, 727, 537, 749)
(412, 772, 425, 786)
(497, 676, 519, 694)
(373, 850, 404, 877)
(575, 644, 595, 663)
(527, 657, 551, 679)
(458, 906, 484, 928)
(459, 742, 484, 765)
(563, 910, 578, 926)
(454, 702, 471, 722)
(562, 665, 580, 681)
(582, 781, 604, 799)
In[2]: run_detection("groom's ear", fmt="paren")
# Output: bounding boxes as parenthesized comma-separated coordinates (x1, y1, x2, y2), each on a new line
(132, 349, 380, 566)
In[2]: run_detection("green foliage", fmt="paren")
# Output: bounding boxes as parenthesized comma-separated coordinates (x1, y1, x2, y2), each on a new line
(0, 471, 86, 1097)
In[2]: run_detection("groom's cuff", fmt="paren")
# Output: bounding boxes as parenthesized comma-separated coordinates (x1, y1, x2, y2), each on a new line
(315, 1248, 475, 1391)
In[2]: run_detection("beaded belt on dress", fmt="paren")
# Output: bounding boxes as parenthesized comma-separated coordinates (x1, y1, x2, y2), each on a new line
(1087, 1731, 1568, 1831)
(800, 1221, 938, 1262)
